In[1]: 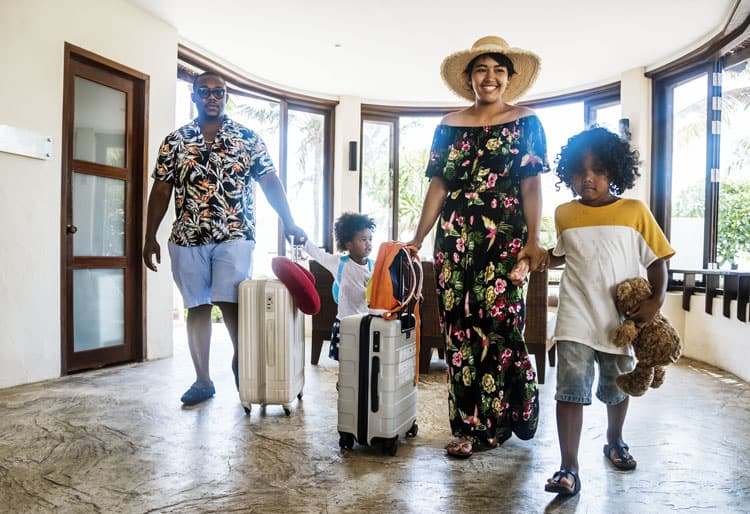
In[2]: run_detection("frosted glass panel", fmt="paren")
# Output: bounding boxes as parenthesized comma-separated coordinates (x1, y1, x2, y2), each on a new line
(74, 77, 126, 167)
(73, 269, 124, 351)
(73, 172, 125, 256)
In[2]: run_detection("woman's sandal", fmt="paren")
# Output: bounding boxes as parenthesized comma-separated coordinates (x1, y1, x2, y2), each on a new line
(603, 441, 637, 470)
(544, 469, 581, 496)
(445, 438, 473, 459)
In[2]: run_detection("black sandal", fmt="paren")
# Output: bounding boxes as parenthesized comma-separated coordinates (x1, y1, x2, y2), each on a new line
(545, 469, 581, 496)
(445, 439, 473, 459)
(603, 441, 637, 470)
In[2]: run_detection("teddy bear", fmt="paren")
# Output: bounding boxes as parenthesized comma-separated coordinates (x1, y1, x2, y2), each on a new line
(611, 277, 683, 397)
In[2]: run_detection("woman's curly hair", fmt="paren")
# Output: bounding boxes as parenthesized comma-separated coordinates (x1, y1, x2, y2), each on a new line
(334, 212, 376, 252)
(554, 126, 640, 196)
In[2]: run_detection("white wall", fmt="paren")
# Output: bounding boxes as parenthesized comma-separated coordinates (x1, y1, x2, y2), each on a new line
(0, 0, 177, 388)
(663, 293, 749, 383)
(333, 96, 363, 216)
(620, 67, 652, 204)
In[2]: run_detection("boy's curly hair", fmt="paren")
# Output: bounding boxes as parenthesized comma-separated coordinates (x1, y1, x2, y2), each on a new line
(555, 126, 640, 196)
(334, 212, 376, 252)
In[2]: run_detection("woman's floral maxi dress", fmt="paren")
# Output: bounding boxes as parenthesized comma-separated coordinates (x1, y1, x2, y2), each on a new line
(426, 115, 549, 446)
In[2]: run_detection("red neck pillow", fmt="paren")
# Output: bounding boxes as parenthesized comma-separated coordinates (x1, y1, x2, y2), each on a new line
(271, 257, 320, 315)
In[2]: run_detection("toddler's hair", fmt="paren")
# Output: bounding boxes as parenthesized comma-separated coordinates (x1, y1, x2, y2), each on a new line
(555, 126, 640, 196)
(334, 212, 376, 252)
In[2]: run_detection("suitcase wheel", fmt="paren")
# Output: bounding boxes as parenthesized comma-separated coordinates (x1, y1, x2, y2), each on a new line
(243, 405, 251, 415)
(339, 433, 354, 450)
(297, 392, 303, 400)
(283, 405, 291, 416)
(382, 436, 399, 456)
(406, 422, 418, 438)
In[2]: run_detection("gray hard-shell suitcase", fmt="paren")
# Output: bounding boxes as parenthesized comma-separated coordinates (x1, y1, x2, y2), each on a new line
(337, 313, 418, 455)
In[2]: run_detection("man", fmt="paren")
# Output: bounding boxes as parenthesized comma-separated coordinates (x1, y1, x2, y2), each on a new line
(143, 71, 304, 406)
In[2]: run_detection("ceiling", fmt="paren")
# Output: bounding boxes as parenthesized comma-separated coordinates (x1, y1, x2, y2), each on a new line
(128, 0, 737, 104)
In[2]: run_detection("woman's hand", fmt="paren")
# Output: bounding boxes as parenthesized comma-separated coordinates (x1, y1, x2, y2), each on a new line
(516, 241, 549, 272)
(406, 238, 422, 250)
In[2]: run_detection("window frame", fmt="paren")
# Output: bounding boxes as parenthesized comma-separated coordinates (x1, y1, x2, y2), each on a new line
(176, 45, 337, 253)
(360, 105, 452, 241)
(359, 85, 621, 243)
(651, 44, 750, 274)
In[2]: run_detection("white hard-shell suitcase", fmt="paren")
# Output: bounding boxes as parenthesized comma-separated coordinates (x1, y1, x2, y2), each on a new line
(238, 279, 304, 415)
(337, 313, 418, 455)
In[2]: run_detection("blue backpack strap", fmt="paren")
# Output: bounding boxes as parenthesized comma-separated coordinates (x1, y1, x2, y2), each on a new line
(332, 255, 350, 304)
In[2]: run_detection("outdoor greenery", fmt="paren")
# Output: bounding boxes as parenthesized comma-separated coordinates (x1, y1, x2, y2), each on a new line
(672, 61, 750, 269)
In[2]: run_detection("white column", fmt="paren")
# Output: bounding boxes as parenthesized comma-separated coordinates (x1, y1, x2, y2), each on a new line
(334, 96, 362, 216)
(620, 67, 652, 204)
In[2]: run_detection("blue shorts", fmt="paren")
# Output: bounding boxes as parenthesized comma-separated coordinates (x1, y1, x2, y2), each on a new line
(168, 240, 255, 309)
(555, 340, 635, 405)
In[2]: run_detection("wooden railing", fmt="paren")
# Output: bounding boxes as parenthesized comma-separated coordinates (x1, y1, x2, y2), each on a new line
(668, 269, 750, 322)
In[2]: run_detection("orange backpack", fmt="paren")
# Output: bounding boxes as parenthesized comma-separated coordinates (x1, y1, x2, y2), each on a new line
(366, 241, 423, 380)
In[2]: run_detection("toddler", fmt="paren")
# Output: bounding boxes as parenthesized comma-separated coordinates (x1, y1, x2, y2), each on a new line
(304, 213, 375, 360)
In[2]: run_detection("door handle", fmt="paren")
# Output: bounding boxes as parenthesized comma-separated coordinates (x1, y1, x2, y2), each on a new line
(66, 224, 78, 234)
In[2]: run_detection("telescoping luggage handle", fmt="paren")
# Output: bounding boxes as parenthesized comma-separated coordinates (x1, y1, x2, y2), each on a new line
(396, 247, 421, 334)
(369, 243, 423, 327)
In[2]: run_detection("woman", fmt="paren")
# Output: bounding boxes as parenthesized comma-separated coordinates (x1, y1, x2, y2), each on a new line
(408, 35, 550, 458)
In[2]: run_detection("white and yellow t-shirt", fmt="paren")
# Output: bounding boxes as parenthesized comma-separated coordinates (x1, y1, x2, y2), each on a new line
(552, 198, 675, 355)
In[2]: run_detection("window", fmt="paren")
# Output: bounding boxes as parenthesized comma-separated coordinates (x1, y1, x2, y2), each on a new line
(360, 111, 442, 258)
(525, 92, 621, 248)
(174, 49, 335, 276)
(718, 59, 750, 270)
(361, 91, 620, 259)
(653, 49, 750, 272)
(534, 101, 585, 247)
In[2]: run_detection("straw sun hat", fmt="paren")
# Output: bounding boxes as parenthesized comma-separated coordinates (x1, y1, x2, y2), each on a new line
(440, 35, 541, 103)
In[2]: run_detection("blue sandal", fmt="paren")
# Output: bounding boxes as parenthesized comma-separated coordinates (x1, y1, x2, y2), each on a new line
(181, 380, 215, 406)
(603, 441, 637, 470)
(545, 469, 581, 496)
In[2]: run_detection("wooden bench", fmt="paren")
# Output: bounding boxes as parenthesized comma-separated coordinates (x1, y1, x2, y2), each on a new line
(524, 269, 556, 384)
(419, 263, 554, 383)
(419, 261, 444, 374)
(309, 260, 336, 365)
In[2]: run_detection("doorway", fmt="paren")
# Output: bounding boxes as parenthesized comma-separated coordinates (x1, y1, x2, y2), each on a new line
(60, 44, 149, 373)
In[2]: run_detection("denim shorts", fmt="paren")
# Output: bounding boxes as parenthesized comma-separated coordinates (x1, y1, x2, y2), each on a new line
(168, 240, 255, 308)
(555, 340, 635, 405)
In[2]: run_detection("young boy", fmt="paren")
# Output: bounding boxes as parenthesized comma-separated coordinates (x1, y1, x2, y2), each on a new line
(304, 213, 375, 360)
(542, 127, 675, 496)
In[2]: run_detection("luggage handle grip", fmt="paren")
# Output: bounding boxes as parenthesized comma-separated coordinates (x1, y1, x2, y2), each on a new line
(371, 356, 380, 413)
(266, 321, 275, 367)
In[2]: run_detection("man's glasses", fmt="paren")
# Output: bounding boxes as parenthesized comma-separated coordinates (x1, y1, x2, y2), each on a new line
(195, 87, 226, 99)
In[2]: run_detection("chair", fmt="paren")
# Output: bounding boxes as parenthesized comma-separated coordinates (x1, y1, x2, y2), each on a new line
(524, 269, 556, 384)
(309, 260, 336, 365)
(419, 261, 444, 374)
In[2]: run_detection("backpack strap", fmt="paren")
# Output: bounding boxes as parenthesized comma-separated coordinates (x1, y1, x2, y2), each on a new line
(332, 255, 350, 304)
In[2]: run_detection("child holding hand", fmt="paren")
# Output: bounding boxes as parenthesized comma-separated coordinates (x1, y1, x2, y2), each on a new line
(303, 213, 375, 360)
(540, 127, 675, 496)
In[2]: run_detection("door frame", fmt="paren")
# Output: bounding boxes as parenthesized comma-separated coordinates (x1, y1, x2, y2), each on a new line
(60, 43, 150, 373)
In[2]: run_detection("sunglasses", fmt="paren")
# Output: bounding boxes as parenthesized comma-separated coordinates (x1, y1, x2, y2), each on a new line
(195, 87, 226, 99)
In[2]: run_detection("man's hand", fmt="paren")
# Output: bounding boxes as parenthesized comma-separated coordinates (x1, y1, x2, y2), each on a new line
(285, 225, 307, 246)
(143, 238, 161, 272)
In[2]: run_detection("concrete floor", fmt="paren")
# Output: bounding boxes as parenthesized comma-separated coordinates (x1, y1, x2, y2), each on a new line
(1, 324, 749, 513)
